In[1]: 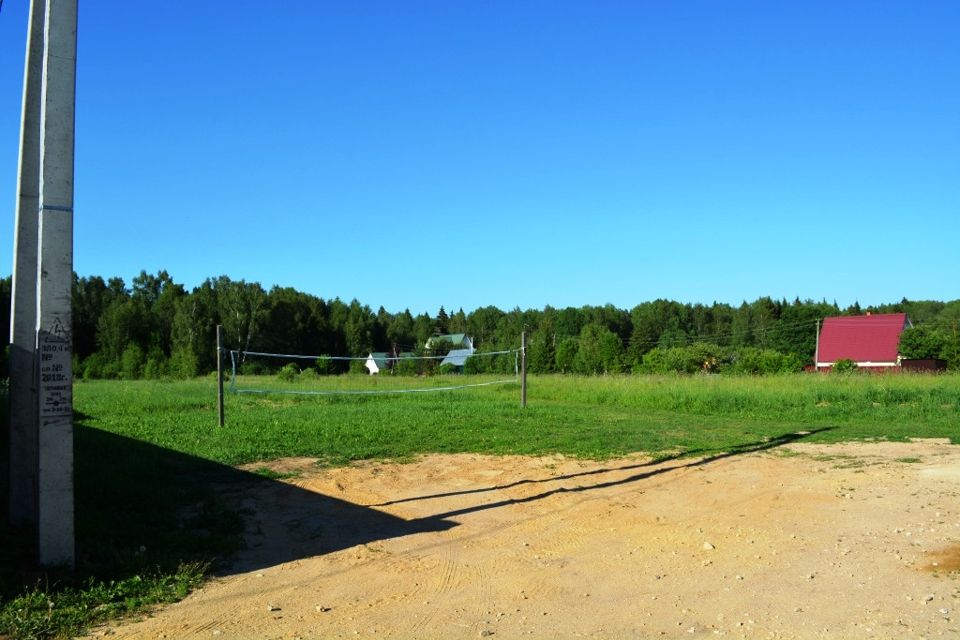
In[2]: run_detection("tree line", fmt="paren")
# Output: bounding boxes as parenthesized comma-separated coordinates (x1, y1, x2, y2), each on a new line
(0, 271, 957, 379)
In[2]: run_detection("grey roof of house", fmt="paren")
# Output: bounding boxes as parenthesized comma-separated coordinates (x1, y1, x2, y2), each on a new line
(441, 348, 474, 367)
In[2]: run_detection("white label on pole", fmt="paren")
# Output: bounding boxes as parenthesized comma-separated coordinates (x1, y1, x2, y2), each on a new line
(39, 316, 72, 418)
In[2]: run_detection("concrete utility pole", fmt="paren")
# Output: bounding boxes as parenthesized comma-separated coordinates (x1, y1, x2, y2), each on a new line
(9, 0, 48, 530)
(814, 319, 821, 371)
(9, 0, 78, 569)
(35, 0, 79, 568)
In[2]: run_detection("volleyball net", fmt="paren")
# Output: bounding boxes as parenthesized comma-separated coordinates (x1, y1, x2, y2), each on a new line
(226, 347, 523, 397)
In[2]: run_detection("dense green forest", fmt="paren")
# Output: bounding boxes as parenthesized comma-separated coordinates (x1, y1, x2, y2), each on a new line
(0, 271, 958, 378)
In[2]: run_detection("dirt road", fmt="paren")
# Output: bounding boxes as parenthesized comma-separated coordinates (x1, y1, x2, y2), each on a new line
(93, 440, 959, 639)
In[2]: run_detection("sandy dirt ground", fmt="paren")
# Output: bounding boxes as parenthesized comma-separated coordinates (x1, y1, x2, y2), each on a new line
(92, 439, 959, 639)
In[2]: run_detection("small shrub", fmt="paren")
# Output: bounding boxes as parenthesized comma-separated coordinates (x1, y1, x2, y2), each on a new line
(239, 360, 267, 376)
(527, 332, 556, 373)
(169, 347, 199, 379)
(832, 359, 858, 374)
(554, 337, 578, 373)
(142, 347, 168, 379)
(348, 360, 368, 375)
(394, 356, 420, 376)
(726, 347, 804, 375)
(463, 354, 486, 374)
(120, 344, 145, 380)
(438, 363, 458, 375)
(572, 325, 625, 375)
(81, 353, 108, 379)
(315, 357, 333, 375)
(277, 363, 299, 382)
(638, 343, 730, 375)
(143, 358, 162, 380)
(899, 326, 948, 360)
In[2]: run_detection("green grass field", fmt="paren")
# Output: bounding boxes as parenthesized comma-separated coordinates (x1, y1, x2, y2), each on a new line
(81, 372, 960, 464)
(2, 373, 959, 638)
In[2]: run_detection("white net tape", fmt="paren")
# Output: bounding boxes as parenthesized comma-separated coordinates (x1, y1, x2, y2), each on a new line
(228, 348, 521, 397)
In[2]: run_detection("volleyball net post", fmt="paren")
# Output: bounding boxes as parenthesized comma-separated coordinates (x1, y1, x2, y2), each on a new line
(521, 331, 527, 409)
(216, 324, 225, 427)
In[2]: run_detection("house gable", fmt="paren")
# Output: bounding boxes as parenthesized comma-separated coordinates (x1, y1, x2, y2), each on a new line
(365, 352, 389, 375)
(816, 313, 909, 367)
(425, 334, 473, 350)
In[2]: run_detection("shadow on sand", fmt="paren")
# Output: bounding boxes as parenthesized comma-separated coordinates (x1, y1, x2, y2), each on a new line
(72, 422, 456, 581)
(64, 423, 830, 582)
(374, 428, 834, 520)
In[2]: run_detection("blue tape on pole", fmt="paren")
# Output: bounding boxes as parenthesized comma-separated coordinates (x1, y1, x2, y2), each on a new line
(39, 204, 74, 213)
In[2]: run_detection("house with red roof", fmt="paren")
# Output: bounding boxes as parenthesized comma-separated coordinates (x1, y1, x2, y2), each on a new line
(815, 313, 912, 372)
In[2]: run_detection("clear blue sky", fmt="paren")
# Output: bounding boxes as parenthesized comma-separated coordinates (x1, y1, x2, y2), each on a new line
(2, 1, 958, 315)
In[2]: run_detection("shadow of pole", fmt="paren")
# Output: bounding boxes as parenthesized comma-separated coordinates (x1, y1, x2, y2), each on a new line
(71, 423, 457, 581)
(400, 428, 834, 523)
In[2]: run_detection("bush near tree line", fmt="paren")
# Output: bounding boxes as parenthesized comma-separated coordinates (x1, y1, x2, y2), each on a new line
(898, 326, 959, 363)
(831, 359, 859, 374)
(0, 271, 957, 380)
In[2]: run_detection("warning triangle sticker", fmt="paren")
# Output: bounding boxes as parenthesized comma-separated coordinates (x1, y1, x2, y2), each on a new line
(48, 317, 70, 343)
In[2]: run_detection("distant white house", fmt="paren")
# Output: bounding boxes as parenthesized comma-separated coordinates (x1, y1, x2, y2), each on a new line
(366, 335, 476, 374)
(365, 351, 414, 375)
(441, 348, 474, 367)
(425, 334, 475, 368)
(424, 333, 473, 350)
(364, 352, 390, 375)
